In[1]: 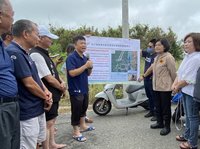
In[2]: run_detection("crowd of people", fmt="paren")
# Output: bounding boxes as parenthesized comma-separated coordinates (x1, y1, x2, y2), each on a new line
(0, 0, 94, 148)
(140, 35, 200, 149)
(1, 0, 200, 149)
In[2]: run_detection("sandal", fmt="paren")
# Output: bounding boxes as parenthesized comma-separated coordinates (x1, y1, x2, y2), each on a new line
(80, 126, 95, 133)
(179, 142, 197, 149)
(176, 135, 187, 142)
(73, 135, 87, 142)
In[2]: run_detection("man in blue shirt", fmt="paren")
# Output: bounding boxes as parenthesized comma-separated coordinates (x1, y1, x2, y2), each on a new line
(6, 19, 52, 149)
(66, 35, 95, 142)
(0, 0, 20, 148)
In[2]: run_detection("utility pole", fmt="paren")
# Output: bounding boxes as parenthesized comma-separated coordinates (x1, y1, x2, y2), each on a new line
(122, 0, 129, 38)
(122, 0, 129, 97)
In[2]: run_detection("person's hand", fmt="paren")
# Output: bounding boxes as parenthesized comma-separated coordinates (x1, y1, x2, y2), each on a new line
(55, 57, 64, 66)
(61, 90, 66, 98)
(43, 89, 53, 111)
(138, 76, 144, 82)
(60, 82, 66, 93)
(85, 60, 93, 69)
(61, 82, 66, 89)
(44, 89, 52, 101)
(172, 85, 180, 95)
(44, 99, 53, 111)
(171, 84, 176, 91)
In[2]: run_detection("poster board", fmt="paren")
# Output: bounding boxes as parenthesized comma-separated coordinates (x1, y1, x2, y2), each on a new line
(85, 36, 140, 84)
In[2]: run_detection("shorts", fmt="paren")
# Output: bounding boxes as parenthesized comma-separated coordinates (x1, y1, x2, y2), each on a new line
(20, 113, 46, 149)
(70, 94, 88, 126)
(45, 102, 59, 121)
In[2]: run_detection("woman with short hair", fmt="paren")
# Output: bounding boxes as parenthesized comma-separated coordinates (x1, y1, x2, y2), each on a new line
(172, 33, 200, 149)
(143, 38, 177, 136)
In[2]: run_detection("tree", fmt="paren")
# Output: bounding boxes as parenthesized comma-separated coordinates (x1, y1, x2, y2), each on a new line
(129, 24, 183, 60)
(49, 24, 183, 60)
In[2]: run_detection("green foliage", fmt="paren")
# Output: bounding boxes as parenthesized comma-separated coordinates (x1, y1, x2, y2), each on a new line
(48, 24, 183, 107)
(49, 24, 183, 61)
(49, 42, 62, 55)
(101, 26, 122, 38)
(130, 24, 183, 60)
(89, 84, 104, 103)
(49, 25, 100, 52)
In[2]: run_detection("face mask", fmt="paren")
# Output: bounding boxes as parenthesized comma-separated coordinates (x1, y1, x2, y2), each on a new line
(147, 47, 154, 53)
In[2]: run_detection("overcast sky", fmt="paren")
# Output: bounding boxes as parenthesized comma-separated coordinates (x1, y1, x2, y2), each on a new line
(10, 0, 200, 40)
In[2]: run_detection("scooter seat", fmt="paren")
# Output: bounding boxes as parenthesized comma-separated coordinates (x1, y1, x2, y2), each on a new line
(125, 84, 144, 94)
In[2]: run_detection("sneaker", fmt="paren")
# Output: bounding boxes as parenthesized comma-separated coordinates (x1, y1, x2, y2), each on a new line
(144, 112, 154, 118)
(151, 116, 157, 121)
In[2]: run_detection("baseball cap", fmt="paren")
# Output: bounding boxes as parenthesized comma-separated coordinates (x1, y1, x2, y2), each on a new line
(38, 25, 59, 39)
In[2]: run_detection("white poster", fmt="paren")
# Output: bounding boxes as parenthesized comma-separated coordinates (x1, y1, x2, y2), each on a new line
(85, 36, 140, 84)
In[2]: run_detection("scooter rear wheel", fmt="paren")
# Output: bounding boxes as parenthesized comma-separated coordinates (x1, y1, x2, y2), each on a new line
(93, 98, 112, 116)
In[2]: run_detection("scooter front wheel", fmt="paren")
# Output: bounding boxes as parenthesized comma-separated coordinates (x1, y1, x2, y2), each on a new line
(93, 98, 112, 116)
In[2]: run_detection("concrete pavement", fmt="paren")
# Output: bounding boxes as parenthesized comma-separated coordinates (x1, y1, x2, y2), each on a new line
(55, 106, 199, 149)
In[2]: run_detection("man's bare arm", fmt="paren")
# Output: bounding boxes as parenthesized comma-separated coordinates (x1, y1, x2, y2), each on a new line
(21, 76, 47, 100)
(69, 60, 93, 77)
(43, 75, 65, 92)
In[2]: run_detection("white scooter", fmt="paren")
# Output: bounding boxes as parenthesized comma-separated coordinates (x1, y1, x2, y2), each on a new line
(93, 82, 149, 116)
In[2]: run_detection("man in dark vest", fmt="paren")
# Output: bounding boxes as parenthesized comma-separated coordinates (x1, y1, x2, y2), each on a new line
(30, 25, 66, 149)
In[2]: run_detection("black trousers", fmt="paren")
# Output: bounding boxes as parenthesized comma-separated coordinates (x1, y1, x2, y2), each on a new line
(154, 91, 172, 128)
(70, 94, 88, 126)
(144, 78, 155, 114)
(0, 101, 20, 149)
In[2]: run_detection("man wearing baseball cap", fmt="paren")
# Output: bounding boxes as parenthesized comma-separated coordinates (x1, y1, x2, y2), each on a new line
(30, 25, 66, 148)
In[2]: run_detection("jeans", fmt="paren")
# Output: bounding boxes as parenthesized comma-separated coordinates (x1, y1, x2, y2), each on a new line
(182, 93, 200, 147)
(144, 78, 155, 114)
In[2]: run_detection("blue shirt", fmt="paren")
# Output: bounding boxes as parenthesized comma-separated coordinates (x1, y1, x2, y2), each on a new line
(0, 39, 18, 97)
(142, 51, 156, 80)
(6, 42, 44, 120)
(66, 51, 88, 95)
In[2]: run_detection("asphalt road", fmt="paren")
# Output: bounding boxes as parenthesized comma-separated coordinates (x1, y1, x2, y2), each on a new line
(55, 106, 199, 149)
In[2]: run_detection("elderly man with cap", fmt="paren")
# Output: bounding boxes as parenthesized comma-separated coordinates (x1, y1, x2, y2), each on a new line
(30, 25, 66, 149)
